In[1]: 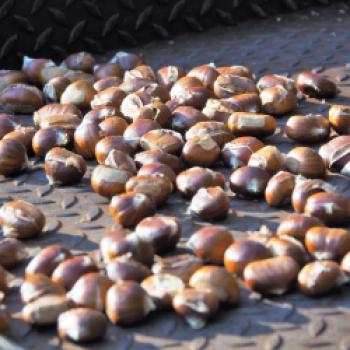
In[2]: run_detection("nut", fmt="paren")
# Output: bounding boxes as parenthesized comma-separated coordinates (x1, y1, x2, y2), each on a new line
(213, 74, 257, 99)
(185, 121, 232, 147)
(0, 238, 28, 268)
(171, 106, 208, 133)
(341, 251, 350, 274)
(125, 175, 173, 206)
(22, 295, 73, 325)
(99, 116, 128, 136)
(305, 226, 350, 260)
(0, 138, 28, 176)
(52, 255, 98, 290)
(187, 65, 219, 89)
(156, 65, 186, 90)
(224, 239, 271, 276)
(120, 91, 151, 121)
(20, 273, 65, 303)
(0, 70, 27, 93)
(141, 273, 185, 308)
(189, 186, 230, 221)
(135, 216, 180, 253)
(99, 228, 129, 262)
(74, 120, 102, 159)
(260, 85, 297, 115)
(106, 281, 155, 325)
(0, 200, 45, 239)
(304, 192, 350, 226)
(39, 66, 70, 86)
(25, 245, 72, 277)
(228, 93, 261, 113)
(329, 105, 350, 135)
(63, 70, 94, 84)
(248, 145, 285, 175)
(94, 63, 124, 80)
(134, 101, 171, 128)
(91, 165, 133, 198)
(291, 178, 334, 213)
(140, 129, 184, 155)
(230, 166, 270, 198)
(285, 147, 325, 178)
(172, 288, 219, 329)
(119, 78, 154, 94)
(90, 87, 126, 109)
(0, 84, 44, 113)
(137, 162, 176, 183)
(298, 260, 343, 296)
(3, 126, 35, 152)
(104, 149, 137, 173)
(265, 171, 295, 207)
(93, 76, 122, 92)
(43, 76, 71, 102)
(124, 65, 155, 82)
(63, 52, 95, 72)
(152, 254, 203, 283)
(32, 127, 70, 157)
(296, 71, 337, 98)
(58, 308, 107, 342)
(0, 113, 20, 139)
(228, 112, 277, 138)
(138, 83, 170, 103)
(106, 254, 151, 283)
(202, 97, 239, 123)
(109, 192, 156, 228)
(0, 265, 8, 291)
(109, 51, 143, 70)
(45, 147, 86, 185)
(277, 213, 324, 242)
(68, 272, 112, 311)
(285, 114, 330, 143)
(243, 256, 300, 295)
(221, 136, 264, 169)
(83, 106, 119, 124)
(60, 80, 96, 110)
(187, 226, 234, 264)
(257, 74, 295, 92)
(22, 57, 55, 85)
(217, 65, 253, 78)
(189, 266, 240, 305)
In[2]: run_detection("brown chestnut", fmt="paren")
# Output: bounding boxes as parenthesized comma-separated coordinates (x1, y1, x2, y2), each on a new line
(104, 149, 137, 173)
(43, 76, 71, 102)
(156, 65, 186, 90)
(110, 51, 143, 71)
(217, 65, 253, 78)
(0, 70, 27, 93)
(94, 63, 124, 80)
(137, 162, 176, 183)
(3, 126, 35, 152)
(319, 136, 350, 172)
(172, 106, 207, 133)
(93, 76, 122, 92)
(248, 145, 285, 175)
(328, 105, 350, 135)
(99, 116, 128, 136)
(214, 74, 257, 99)
(83, 106, 119, 124)
(95, 136, 134, 164)
(134, 101, 171, 128)
(296, 71, 337, 98)
(0, 113, 20, 139)
(187, 65, 219, 89)
(187, 226, 234, 264)
(91, 87, 126, 109)
(202, 97, 240, 123)
(0, 238, 28, 269)
(257, 74, 295, 92)
(60, 80, 95, 110)
(265, 171, 295, 207)
(63, 52, 95, 72)
(260, 85, 297, 115)
(0, 138, 28, 176)
(0, 200, 45, 239)
(124, 65, 155, 82)
(74, 120, 102, 159)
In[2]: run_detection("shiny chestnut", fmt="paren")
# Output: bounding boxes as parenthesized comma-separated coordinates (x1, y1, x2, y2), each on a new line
(296, 71, 337, 98)
(265, 171, 295, 207)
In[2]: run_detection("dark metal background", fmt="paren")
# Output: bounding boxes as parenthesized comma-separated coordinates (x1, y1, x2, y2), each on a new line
(2, 2, 350, 350)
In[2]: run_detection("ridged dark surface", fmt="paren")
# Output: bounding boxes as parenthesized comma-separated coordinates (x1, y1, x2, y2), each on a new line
(2, 2, 350, 350)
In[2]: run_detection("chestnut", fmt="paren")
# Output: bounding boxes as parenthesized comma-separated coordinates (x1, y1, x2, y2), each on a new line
(305, 227, 350, 260)
(124, 65, 155, 82)
(140, 129, 184, 155)
(0, 113, 20, 139)
(277, 213, 324, 242)
(104, 149, 137, 173)
(213, 74, 257, 99)
(0, 238, 28, 268)
(265, 171, 295, 207)
(43, 76, 71, 102)
(109, 192, 156, 228)
(228, 112, 277, 138)
(99, 116, 128, 136)
(109, 51, 143, 70)
(141, 273, 185, 308)
(257, 74, 295, 93)
(244, 256, 299, 295)
(135, 101, 171, 128)
(106, 254, 151, 283)
(230, 166, 270, 198)
(84, 106, 119, 124)
(32, 127, 70, 157)
(285, 147, 325, 178)
(22, 57, 55, 85)
(221, 136, 264, 169)
(341, 251, 350, 274)
(22, 295, 73, 326)
(182, 135, 220, 167)
(95, 136, 134, 164)
(291, 178, 334, 213)
(119, 78, 154, 95)
(202, 97, 239, 123)
(45, 147, 86, 185)
(189, 266, 240, 305)
(94, 63, 124, 80)
(0, 265, 8, 292)
(189, 186, 230, 221)
(248, 145, 284, 175)
(63, 52, 95, 72)
(125, 175, 173, 206)
(64, 70, 94, 84)
(68, 272, 112, 311)
(187, 226, 234, 264)
(260, 85, 297, 115)
(185, 121, 232, 147)
(52, 255, 98, 290)
(0, 70, 27, 93)
(20, 273, 65, 304)
(156, 65, 186, 90)
(93, 76, 122, 92)
(135, 149, 183, 174)
(135, 216, 180, 253)
(60, 80, 95, 110)
(138, 83, 170, 103)
(285, 114, 330, 143)
(0, 138, 28, 176)
(25, 245, 72, 277)
(123, 119, 161, 149)
(328, 105, 350, 135)
(217, 65, 253, 78)
(0, 200, 45, 239)
(224, 239, 271, 276)
(137, 162, 176, 183)
(172, 106, 207, 133)
(296, 71, 337, 98)
(74, 120, 102, 159)
(152, 254, 203, 283)
(90, 87, 126, 109)
(266, 236, 308, 266)
(3, 126, 35, 152)
(298, 260, 343, 296)
(304, 192, 350, 226)
(187, 65, 219, 89)
(120, 91, 150, 121)
(58, 308, 107, 342)
(91, 165, 133, 198)
(172, 288, 219, 329)
(106, 281, 155, 325)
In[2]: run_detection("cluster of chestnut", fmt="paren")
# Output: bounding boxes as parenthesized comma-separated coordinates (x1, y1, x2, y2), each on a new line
(0, 49, 350, 342)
